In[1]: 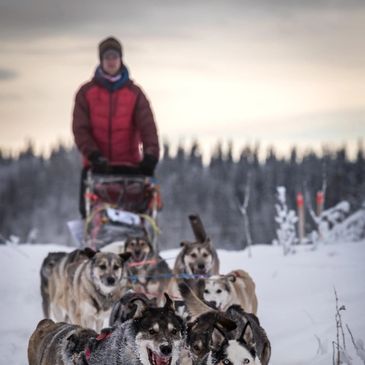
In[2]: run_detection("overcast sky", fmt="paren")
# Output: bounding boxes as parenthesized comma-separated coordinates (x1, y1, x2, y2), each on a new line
(0, 0, 364, 159)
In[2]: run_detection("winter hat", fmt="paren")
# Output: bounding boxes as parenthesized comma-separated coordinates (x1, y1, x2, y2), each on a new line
(98, 37, 122, 60)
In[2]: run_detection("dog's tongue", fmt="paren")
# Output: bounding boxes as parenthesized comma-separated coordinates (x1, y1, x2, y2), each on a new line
(152, 352, 170, 365)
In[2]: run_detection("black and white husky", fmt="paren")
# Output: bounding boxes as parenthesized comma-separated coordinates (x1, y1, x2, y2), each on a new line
(86, 294, 185, 365)
(179, 283, 271, 365)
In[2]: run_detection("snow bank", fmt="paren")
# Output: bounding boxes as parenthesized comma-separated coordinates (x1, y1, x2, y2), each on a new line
(0, 241, 364, 365)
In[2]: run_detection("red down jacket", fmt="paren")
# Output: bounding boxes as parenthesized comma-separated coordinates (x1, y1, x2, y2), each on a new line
(72, 69, 159, 166)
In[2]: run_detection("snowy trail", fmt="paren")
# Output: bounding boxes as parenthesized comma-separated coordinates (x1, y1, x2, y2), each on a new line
(0, 242, 364, 365)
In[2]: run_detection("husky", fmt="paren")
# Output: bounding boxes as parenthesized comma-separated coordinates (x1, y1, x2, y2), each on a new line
(185, 311, 237, 365)
(179, 283, 271, 365)
(206, 321, 262, 365)
(28, 318, 97, 365)
(173, 239, 219, 277)
(168, 238, 220, 300)
(223, 305, 271, 365)
(109, 291, 157, 326)
(45, 248, 96, 321)
(124, 236, 172, 304)
(40, 251, 67, 318)
(86, 294, 185, 365)
(68, 251, 131, 331)
(202, 270, 258, 314)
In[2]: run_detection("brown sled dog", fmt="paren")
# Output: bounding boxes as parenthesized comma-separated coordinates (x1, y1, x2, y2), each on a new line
(28, 318, 96, 365)
(45, 248, 131, 331)
(124, 236, 172, 304)
(168, 238, 220, 300)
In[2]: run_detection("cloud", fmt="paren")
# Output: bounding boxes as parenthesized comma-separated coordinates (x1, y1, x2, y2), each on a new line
(1, 0, 364, 72)
(0, 69, 18, 81)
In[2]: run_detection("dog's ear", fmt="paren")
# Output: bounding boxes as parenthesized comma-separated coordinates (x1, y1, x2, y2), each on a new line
(163, 293, 174, 311)
(66, 333, 78, 352)
(210, 326, 227, 352)
(119, 252, 132, 262)
(261, 342, 271, 363)
(240, 321, 255, 348)
(227, 274, 236, 283)
(83, 247, 97, 259)
(215, 313, 237, 332)
(130, 298, 148, 319)
(180, 240, 189, 247)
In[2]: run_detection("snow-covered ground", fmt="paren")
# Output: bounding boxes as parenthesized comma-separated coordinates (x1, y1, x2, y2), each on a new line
(0, 241, 364, 365)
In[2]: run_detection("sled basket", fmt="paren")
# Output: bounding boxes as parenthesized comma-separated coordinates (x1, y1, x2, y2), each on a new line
(83, 172, 162, 250)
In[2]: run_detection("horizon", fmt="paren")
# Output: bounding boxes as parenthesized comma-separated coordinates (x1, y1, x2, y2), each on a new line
(2, 136, 362, 164)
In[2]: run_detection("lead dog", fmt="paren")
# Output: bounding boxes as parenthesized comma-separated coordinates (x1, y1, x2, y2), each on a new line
(202, 270, 258, 314)
(28, 318, 97, 365)
(86, 294, 185, 365)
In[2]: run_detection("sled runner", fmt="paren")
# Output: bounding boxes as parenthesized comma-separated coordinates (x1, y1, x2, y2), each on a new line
(83, 170, 162, 251)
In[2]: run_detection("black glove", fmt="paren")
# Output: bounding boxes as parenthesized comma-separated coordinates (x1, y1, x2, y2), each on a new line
(139, 154, 158, 176)
(88, 151, 108, 168)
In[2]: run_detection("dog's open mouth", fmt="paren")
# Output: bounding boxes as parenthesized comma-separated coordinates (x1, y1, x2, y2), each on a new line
(147, 348, 172, 365)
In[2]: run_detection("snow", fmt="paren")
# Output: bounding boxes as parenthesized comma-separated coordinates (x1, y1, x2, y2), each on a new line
(1, 241, 365, 365)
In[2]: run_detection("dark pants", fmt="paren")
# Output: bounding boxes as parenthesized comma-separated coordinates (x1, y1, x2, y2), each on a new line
(79, 166, 89, 219)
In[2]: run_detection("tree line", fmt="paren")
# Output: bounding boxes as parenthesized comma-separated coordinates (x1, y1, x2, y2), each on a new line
(0, 141, 364, 249)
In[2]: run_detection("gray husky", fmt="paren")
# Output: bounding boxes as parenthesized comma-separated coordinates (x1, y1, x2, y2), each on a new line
(86, 294, 185, 365)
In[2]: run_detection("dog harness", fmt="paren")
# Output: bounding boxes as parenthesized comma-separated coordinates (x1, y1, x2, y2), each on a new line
(84, 330, 113, 363)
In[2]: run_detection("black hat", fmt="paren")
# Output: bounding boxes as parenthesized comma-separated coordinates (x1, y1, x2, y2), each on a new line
(98, 37, 122, 60)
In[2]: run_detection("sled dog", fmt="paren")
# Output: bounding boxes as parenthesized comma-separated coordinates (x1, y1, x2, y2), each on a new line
(168, 238, 219, 300)
(86, 294, 185, 365)
(173, 238, 219, 277)
(206, 321, 262, 365)
(28, 318, 97, 365)
(40, 251, 67, 318)
(202, 269, 258, 314)
(124, 236, 172, 304)
(185, 311, 237, 365)
(45, 248, 96, 321)
(179, 283, 271, 365)
(68, 251, 131, 331)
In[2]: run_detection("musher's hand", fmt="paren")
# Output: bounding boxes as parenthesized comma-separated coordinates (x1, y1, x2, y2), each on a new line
(88, 151, 108, 168)
(139, 154, 158, 176)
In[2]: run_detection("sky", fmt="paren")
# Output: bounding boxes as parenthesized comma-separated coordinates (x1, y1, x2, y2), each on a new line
(0, 0, 364, 160)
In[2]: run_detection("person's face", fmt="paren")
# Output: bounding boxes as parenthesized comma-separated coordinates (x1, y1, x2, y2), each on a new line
(101, 50, 122, 76)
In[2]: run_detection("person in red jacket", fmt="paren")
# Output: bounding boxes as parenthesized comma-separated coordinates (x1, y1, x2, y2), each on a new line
(72, 36, 160, 218)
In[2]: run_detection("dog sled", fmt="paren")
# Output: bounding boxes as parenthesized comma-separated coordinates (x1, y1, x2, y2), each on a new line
(78, 168, 162, 251)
